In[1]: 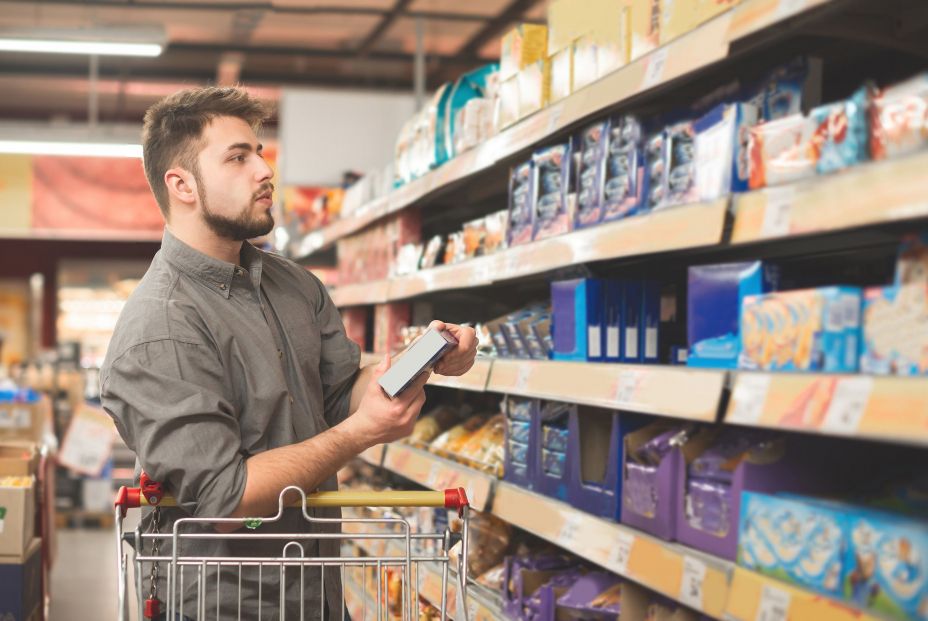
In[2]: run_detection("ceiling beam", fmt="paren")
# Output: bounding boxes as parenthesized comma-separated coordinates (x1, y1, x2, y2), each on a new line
(356, 0, 413, 55)
(0, 0, 497, 23)
(453, 0, 543, 59)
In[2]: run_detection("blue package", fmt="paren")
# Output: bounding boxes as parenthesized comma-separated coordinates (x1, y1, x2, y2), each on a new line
(509, 420, 532, 444)
(623, 280, 643, 363)
(509, 440, 530, 465)
(436, 63, 499, 165)
(687, 261, 779, 369)
(810, 86, 871, 175)
(503, 311, 533, 359)
(641, 280, 661, 364)
(542, 425, 570, 452)
(507, 161, 535, 247)
(604, 280, 624, 362)
(662, 121, 699, 208)
(748, 57, 821, 121)
(575, 120, 610, 229)
(508, 398, 535, 422)
(694, 102, 760, 200)
(602, 116, 645, 222)
(533, 143, 574, 241)
(551, 279, 604, 361)
(644, 130, 667, 212)
(543, 448, 568, 477)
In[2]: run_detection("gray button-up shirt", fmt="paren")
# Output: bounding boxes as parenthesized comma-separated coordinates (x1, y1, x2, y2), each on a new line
(101, 229, 360, 619)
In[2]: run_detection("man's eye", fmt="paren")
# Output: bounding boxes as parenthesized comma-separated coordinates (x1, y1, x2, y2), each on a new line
(231, 154, 246, 162)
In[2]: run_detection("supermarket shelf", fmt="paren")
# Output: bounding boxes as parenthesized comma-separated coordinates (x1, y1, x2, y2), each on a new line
(492, 481, 733, 619)
(331, 279, 390, 307)
(298, 0, 831, 261)
(488, 359, 725, 421)
(381, 443, 496, 512)
(360, 352, 493, 393)
(387, 199, 729, 302)
(724, 566, 880, 621)
(726, 372, 928, 447)
(731, 150, 928, 244)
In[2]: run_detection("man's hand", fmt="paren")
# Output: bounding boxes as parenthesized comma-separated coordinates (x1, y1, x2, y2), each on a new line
(344, 353, 429, 447)
(428, 320, 478, 377)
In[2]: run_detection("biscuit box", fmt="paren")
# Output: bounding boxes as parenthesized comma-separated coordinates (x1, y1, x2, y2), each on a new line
(508, 161, 536, 246)
(533, 143, 575, 241)
(872, 72, 928, 160)
(601, 116, 645, 222)
(860, 283, 928, 376)
(575, 120, 609, 229)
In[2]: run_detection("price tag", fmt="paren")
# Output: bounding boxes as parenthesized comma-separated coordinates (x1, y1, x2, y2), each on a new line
(728, 374, 772, 424)
(776, 0, 807, 19)
(515, 365, 532, 392)
(614, 370, 643, 405)
(557, 513, 583, 544)
(761, 187, 794, 238)
(821, 377, 873, 435)
(756, 583, 792, 621)
(679, 556, 707, 611)
(642, 47, 670, 90)
(610, 531, 635, 575)
(58, 405, 115, 476)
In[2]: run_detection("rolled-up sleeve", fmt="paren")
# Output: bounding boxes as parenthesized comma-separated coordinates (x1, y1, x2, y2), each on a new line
(100, 338, 246, 518)
(308, 274, 361, 426)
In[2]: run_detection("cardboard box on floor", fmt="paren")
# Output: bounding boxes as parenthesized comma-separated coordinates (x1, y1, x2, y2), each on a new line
(0, 477, 35, 557)
(0, 538, 42, 621)
(0, 396, 51, 444)
(0, 442, 38, 477)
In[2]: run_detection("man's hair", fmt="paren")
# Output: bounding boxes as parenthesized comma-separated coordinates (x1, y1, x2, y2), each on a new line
(141, 86, 268, 218)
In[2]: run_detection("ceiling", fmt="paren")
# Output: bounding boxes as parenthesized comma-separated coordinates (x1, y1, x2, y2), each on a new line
(0, 0, 547, 124)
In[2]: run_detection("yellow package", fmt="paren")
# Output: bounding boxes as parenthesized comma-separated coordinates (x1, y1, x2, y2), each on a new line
(501, 24, 548, 80)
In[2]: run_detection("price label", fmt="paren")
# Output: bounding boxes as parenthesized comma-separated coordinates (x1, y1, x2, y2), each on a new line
(515, 365, 532, 392)
(776, 0, 807, 19)
(756, 583, 791, 621)
(761, 187, 795, 238)
(614, 370, 643, 405)
(728, 374, 772, 424)
(821, 377, 873, 435)
(610, 531, 635, 574)
(642, 47, 670, 90)
(557, 513, 583, 544)
(679, 556, 707, 611)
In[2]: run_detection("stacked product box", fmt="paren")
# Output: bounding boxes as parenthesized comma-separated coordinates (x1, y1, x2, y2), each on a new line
(536, 402, 574, 502)
(504, 398, 539, 490)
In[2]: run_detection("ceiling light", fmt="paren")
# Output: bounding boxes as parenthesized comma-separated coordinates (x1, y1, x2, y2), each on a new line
(0, 38, 162, 57)
(0, 140, 142, 158)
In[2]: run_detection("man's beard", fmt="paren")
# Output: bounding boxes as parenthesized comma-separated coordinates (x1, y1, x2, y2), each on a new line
(199, 182, 275, 241)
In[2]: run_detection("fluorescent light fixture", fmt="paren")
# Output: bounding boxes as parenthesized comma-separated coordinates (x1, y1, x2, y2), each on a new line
(0, 140, 142, 158)
(0, 38, 162, 57)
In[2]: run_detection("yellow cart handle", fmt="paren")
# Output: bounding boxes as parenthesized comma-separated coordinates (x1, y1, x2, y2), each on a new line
(115, 473, 469, 516)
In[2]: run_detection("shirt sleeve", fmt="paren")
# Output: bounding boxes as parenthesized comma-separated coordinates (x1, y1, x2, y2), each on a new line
(307, 272, 361, 426)
(100, 338, 246, 518)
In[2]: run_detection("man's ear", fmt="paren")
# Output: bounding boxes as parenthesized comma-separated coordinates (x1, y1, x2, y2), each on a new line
(165, 167, 198, 207)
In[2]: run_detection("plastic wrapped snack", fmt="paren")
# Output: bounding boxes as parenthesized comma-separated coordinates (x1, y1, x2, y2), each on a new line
(872, 72, 928, 160)
(430, 414, 489, 454)
(409, 406, 460, 445)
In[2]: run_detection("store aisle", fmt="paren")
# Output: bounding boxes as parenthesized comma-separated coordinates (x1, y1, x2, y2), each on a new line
(49, 528, 138, 621)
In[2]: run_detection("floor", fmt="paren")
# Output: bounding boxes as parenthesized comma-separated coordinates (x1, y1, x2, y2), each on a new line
(49, 527, 139, 621)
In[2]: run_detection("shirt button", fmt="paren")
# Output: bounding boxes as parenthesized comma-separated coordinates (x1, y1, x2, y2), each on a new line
(219, 283, 226, 290)
(288, 394, 294, 404)
(237, 268, 246, 276)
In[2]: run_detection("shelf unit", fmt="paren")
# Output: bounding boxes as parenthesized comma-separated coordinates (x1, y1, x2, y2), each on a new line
(302, 0, 841, 263)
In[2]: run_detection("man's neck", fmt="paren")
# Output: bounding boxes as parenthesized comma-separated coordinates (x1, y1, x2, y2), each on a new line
(166, 223, 243, 265)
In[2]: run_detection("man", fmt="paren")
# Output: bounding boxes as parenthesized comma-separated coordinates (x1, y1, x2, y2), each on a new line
(101, 86, 477, 619)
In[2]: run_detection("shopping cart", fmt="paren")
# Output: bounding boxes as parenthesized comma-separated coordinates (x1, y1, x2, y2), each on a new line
(114, 472, 471, 621)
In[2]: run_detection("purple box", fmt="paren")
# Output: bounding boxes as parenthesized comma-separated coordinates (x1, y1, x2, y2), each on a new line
(556, 572, 623, 618)
(566, 408, 622, 520)
(551, 279, 604, 362)
(505, 398, 540, 490)
(503, 554, 579, 621)
(675, 430, 838, 560)
(621, 421, 688, 540)
(535, 402, 575, 501)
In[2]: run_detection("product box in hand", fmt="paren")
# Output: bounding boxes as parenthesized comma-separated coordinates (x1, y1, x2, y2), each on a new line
(872, 72, 928, 160)
(694, 102, 760, 200)
(860, 283, 928, 376)
(533, 143, 575, 241)
(602, 116, 645, 222)
(575, 120, 609, 228)
(809, 86, 871, 175)
(500, 24, 548, 80)
(551, 279, 604, 361)
(0, 476, 34, 556)
(739, 286, 862, 373)
(508, 161, 535, 247)
(0, 538, 42, 621)
(687, 261, 778, 369)
(748, 113, 817, 189)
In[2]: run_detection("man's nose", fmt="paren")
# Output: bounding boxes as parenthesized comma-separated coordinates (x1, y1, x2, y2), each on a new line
(255, 157, 273, 183)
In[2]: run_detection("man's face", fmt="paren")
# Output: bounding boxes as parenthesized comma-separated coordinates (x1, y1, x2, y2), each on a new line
(193, 115, 275, 241)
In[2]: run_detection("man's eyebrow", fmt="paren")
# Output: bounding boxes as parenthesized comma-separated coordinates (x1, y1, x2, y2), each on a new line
(225, 142, 262, 153)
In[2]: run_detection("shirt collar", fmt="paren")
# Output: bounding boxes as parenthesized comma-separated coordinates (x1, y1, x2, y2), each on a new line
(161, 229, 263, 299)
